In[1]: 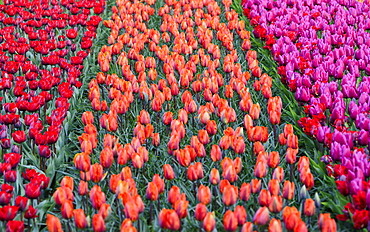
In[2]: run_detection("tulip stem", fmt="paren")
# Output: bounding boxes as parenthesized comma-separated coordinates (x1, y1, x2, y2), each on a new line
(28, 219, 31, 232)
(193, 181, 197, 202)
(137, 218, 140, 232)
(149, 201, 153, 225)
(273, 124, 277, 145)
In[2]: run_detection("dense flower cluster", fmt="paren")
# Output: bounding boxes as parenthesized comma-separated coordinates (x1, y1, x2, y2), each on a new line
(0, 0, 105, 230)
(243, 0, 370, 229)
(48, 0, 337, 231)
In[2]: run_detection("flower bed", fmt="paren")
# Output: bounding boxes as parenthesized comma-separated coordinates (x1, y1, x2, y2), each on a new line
(0, 0, 105, 230)
(46, 0, 337, 231)
(243, 0, 370, 229)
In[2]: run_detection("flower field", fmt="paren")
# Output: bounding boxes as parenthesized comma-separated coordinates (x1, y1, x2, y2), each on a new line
(0, 0, 367, 231)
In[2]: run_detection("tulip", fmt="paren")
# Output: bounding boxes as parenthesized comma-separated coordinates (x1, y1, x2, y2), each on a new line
(195, 203, 207, 221)
(197, 185, 211, 205)
(203, 212, 216, 232)
(46, 214, 63, 232)
(253, 206, 270, 226)
(268, 218, 282, 232)
(90, 163, 104, 183)
(92, 214, 106, 232)
(234, 205, 247, 226)
(163, 164, 175, 180)
(222, 185, 238, 206)
(303, 198, 316, 217)
(6, 220, 24, 232)
(223, 210, 238, 232)
(241, 222, 253, 232)
(158, 209, 181, 230)
(25, 183, 41, 199)
(174, 199, 189, 219)
(73, 209, 88, 229)
(146, 182, 159, 201)
(258, 189, 271, 207)
(282, 181, 295, 200)
(268, 196, 283, 213)
(61, 200, 74, 219)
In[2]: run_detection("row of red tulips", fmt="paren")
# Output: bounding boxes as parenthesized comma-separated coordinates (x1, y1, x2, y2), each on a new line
(0, 0, 106, 230)
(47, 0, 337, 231)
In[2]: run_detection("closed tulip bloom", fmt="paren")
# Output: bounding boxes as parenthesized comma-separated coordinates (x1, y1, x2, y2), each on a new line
(195, 203, 207, 221)
(241, 222, 253, 232)
(302, 172, 314, 190)
(46, 214, 63, 232)
(194, 162, 204, 179)
(163, 164, 175, 180)
(100, 147, 114, 169)
(282, 181, 295, 200)
(12, 130, 26, 143)
(90, 185, 106, 210)
(249, 103, 261, 120)
(267, 151, 280, 168)
(278, 133, 287, 145)
(294, 220, 308, 232)
(234, 205, 247, 225)
(90, 163, 104, 183)
(272, 166, 284, 182)
(152, 174, 165, 194)
(253, 142, 265, 155)
(61, 200, 74, 219)
(187, 165, 198, 181)
(222, 164, 238, 183)
(82, 111, 94, 125)
(286, 148, 298, 164)
(268, 179, 280, 196)
(268, 218, 282, 232)
(286, 134, 298, 149)
(121, 166, 132, 180)
(74, 153, 91, 172)
(203, 212, 216, 232)
(240, 183, 251, 201)
(138, 110, 150, 124)
(124, 201, 139, 222)
(60, 176, 74, 191)
(168, 186, 181, 205)
(92, 214, 106, 232)
(251, 179, 262, 194)
(174, 199, 189, 219)
(301, 198, 315, 218)
(73, 209, 87, 229)
(282, 206, 300, 230)
(209, 168, 220, 185)
(158, 209, 181, 230)
(253, 206, 270, 225)
(223, 210, 238, 232)
(7, 220, 24, 232)
(318, 213, 337, 231)
(162, 112, 173, 125)
(210, 144, 222, 162)
(198, 129, 210, 145)
(233, 137, 245, 154)
(254, 161, 267, 178)
(222, 185, 238, 206)
(78, 180, 88, 196)
(25, 183, 41, 199)
(268, 196, 283, 213)
(233, 157, 242, 174)
(206, 120, 217, 135)
(197, 185, 211, 205)
(146, 182, 159, 201)
(258, 189, 271, 207)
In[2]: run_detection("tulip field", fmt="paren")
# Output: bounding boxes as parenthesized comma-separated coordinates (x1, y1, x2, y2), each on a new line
(0, 0, 368, 230)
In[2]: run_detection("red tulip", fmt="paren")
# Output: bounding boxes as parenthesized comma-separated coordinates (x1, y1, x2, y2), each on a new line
(195, 203, 207, 221)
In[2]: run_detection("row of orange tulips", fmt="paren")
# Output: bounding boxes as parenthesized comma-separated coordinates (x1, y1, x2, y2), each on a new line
(47, 0, 337, 231)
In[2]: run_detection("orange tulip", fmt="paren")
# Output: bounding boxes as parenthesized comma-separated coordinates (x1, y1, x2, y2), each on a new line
(222, 164, 238, 183)
(222, 184, 238, 206)
(60, 176, 74, 191)
(240, 183, 251, 201)
(282, 181, 295, 200)
(195, 203, 208, 221)
(268, 179, 280, 196)
(258, 189, 271, 207)
(168, 186, 181, 205)
(90, 185, 106, 210)
(251, 179, 262, 194)
(98, 203, 111, 220)
(268, 218, 282, 232)
(174, 198, 189, 219)
(158, 209, 181, 230)
(124, 201, 139, 222)
(254, 160, 267, 178)
(152, 174, 165, 194)
(233, 157, 242, 174)
(241, 222, 253, 232)
(286, 148, 298, 164)
(267, 151, 280, 168)
(61, 200, 74, 219)
(304, 198, 316, 217)
(234, 205, 247, 226)
(146, 182, 159, 201)
(233, 136, 245, 154)
(301, 172, 314, 190)
(74, 152, 91, 172)
(253, 206, 270, 225)
(121, 166, 132, 180)
(92, 213, 106, 232)
(197, 185, 211, 205)
(90, 163, 104, 183)
(203, 212, 216, 232)
(46, 214, 63, 232)
(100, 147, 114, 169)
(287, 134, 298, 149)
(282, 206, 301, 231)
(206, 120, 217, 135)
(272, 166, 284, 182)
(249, 103, 260, 120)
(283, 124, 294, 137)
(138, 109, 151, 125)
(210, 144, 222, 162)
(163, 164, 175, 180)
(78, 180, 88, 196)
(268, 196, 283, 213)
(318, 213, 337, 231)
(178, 109, 188, 124)
(223, 210, 238, 232)
(73, 209, 87, 229)
(209, 168, 220, 185)
(82, 112, 94, 125)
